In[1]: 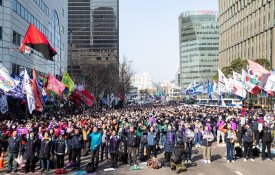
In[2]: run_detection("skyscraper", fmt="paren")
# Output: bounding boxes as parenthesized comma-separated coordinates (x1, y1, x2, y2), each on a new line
(179, 11, 219, 87)
(0, 0, 68, 75)
(219, 0, 275, 68)
(68, 0, 119, 78)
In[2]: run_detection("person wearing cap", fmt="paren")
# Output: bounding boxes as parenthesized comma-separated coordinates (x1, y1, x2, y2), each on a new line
(260, 121, 274, 161)
(25, 131, 38, 173)
(55, 132, 66, 169)
(71, 128, 83, 170)
(89, 126, 102, 170)
(7, 130, 21, 173)
(242, 123, 254, 162)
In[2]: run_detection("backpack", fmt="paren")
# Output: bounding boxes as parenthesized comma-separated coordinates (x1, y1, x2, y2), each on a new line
(86, 162, 96, 173)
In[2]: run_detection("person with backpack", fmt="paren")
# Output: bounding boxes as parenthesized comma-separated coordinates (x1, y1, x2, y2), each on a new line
(127, 126, 138, 166)
(242, 123, 255, 162)
(55, 132, 66, 169)
(225, 123, 237, 163)
(260, 121, 274, 161)
(201, 125, 214, 164)
(89, 126, 102, 170)
(109, 130, 120, 168)
(25, 130, 38, 173)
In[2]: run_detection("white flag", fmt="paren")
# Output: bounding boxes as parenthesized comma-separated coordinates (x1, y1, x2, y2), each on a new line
(22, 69, 35, 114)
(264, 72, 275, 93)
(233, 71, 246, 98)
(218, 69, 229, 93)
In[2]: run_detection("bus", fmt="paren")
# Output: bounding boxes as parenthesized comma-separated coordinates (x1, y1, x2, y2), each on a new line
(195, 98, 242, 108)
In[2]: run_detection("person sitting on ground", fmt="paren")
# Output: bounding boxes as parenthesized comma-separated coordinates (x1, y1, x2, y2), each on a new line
(170, 141, 187, 173)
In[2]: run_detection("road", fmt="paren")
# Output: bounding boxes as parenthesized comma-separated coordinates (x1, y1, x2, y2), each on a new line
(1, 143, 274, 175)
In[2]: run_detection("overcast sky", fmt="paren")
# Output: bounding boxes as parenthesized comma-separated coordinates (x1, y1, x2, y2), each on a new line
(119, 0, 218, 82)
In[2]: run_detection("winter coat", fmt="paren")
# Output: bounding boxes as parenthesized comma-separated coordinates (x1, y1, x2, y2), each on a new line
(127, 132, 138, 147)
(242, 128, 254, 143)
(89, 132, 102, 150)
(171, 144, 185, 164)
(109, 136, 120, 154)
(25, 138, 38, 159)
(8, 137, 21, 153)
(225, 130, 237, 143)
(39, 139, 52, 159)
(201, 131, 214, 147)
(251, 119, 258, 131)
(55, 138, 66, 155)
(147, 132, 157, 146)
(260, 127, 274, 142)
(71, 134, 82, 150)
(164, 131, 176, 153)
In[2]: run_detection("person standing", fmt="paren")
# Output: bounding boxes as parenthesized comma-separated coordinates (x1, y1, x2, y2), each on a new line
(89, 126, 102, 170)
(109, 130, 120, 168)
(225, 123, 237, 163)
(194, 119, 202, 147)
(251, 115, 259, 146)
(39, 132, 52, 172)
(260, 121, 274, 161)
(164, 125, 176, 164)
(55, 132, 66, 169)
(201, 125, 214, 164)
(146, 126, 157, 159)
(7, 130, 21, 173)
(127, 126, 138, 166)
(242, 123, 254, 162)
(216, 117, 225, 144)
(100, 124, 109, 162)
(25, 131, 38, 173)
(71, 128, 83, 170)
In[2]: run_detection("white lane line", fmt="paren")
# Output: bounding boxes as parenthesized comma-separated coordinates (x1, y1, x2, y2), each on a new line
(235, 171, 244, 175)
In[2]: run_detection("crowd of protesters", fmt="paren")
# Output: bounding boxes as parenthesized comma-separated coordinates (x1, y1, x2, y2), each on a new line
(0, 103, 274, 173)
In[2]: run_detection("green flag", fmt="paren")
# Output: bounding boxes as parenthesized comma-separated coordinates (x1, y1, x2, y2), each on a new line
(62, 71, 74, 96)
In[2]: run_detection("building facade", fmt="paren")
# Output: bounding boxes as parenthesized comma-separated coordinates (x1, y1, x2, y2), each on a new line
(68, 0, 119, 77)
(0, 0, 68, 75)
(219, 0, 275, 68)
(179, 11, 219, 87)
(132, 73, 153, 91)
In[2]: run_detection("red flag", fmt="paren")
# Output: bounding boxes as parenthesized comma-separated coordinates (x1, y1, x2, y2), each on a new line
(31, 69, 43, 112)
(46, 74, 65, 96)
(20, 24, 57, 61)
(71, 88, 94, 107)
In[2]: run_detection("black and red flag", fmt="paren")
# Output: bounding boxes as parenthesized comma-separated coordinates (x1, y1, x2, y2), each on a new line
(20, 24, 57, 61)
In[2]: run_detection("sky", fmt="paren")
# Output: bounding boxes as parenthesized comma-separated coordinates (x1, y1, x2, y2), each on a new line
(119, 0, 218, 82)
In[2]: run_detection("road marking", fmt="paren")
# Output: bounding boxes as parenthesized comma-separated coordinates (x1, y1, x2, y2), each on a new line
(235, 171, 244, 175)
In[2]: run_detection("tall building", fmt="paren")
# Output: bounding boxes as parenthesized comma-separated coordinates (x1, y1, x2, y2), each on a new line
(179, 11, 219, 87)
(219, 0, 275, 68)
(0, 0, 68, 75)
(132, 73, 153, 90)
(68, 0, 119, 77)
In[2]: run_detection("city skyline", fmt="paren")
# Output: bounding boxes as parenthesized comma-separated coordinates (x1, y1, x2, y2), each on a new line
(120, 0, 218, 82)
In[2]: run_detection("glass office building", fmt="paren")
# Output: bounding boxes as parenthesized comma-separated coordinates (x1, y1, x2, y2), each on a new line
(0, 0, 68, 75)
(179, 11, 219, 87)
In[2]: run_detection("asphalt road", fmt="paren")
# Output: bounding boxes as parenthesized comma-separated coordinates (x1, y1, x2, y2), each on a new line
(1, 143, 275, 175)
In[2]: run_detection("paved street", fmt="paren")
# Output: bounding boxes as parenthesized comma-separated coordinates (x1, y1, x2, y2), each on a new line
(1, 143, 274, 175)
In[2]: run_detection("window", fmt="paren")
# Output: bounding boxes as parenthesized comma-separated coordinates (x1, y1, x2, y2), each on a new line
(0, 0, 2, 6)
(12, 0, 16, 11)
(12, 31, 21, 46)
(0, 27, 2, 40)
(62, 8, 64, 17)
(62, 25, 64, 34)
(106, 57, 109, 61)
(20, 5, 25, 18)
(16, 2, 21, 15)
(96, 57, 101, 60)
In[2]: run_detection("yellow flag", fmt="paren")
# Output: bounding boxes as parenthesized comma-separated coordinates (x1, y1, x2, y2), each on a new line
(62, 71, 74, 96)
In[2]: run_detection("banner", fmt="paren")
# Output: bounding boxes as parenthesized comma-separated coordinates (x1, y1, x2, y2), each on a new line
(22, 69, 35, 114)
(47, 74, 65, 96)
(0, 64, 19, 92)
(62, 71, 74, 96)
(242, 69, 260, 95)
(185, 82, 196, 94)
(248, 60, 270, 89)
(0, 93, 8, 114)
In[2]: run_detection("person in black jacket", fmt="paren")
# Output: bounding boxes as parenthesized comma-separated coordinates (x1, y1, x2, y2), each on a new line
(127, 126, 138, 166)
(242, 123, 254, 161)
(55, 133, 66, 169)
(25, 131, 39, 173)
(251, 115, 259, 145)
(109, 130, 120, 168)
(7, 130, 21, 173)
(39, 132, 52, 172)
(71, 128, 83, 170)
(260, 121, 274, 161)
(170, 141, 187, 173)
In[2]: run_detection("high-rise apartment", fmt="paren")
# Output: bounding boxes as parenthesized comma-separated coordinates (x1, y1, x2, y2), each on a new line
(219, 0, 275, 68)
(179, 11, 219, 87)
